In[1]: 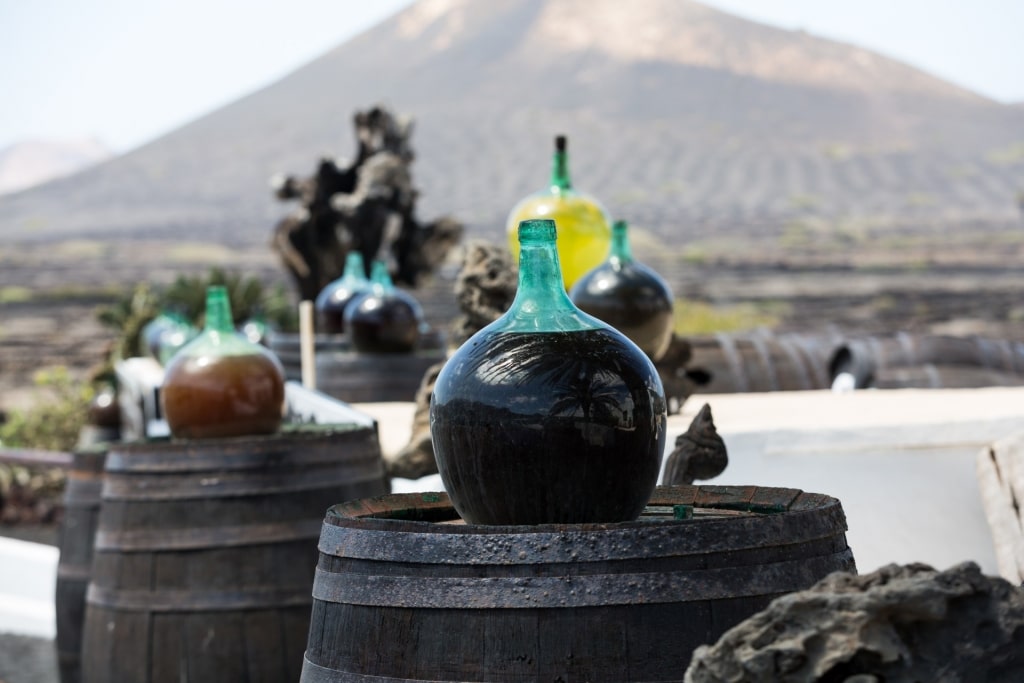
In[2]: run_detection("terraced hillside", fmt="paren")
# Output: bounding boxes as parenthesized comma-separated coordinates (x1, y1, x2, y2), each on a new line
(1, 0, 1022, 249)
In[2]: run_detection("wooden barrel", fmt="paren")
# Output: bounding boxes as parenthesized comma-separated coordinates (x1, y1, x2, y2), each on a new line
(315, 350, 445, 403)
(872, 364, 1024, 390)
(55, 444, 108, 683)
(301, 485, 856, 682)
(829, 333, 1024, 389)
(81, 425, 388, 683)
(688, 332, 839, 394)
(268, 332, 351, 382)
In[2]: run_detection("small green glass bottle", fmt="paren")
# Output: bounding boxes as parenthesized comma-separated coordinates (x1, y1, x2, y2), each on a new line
(142, 310, 198, 365)
(344, 260, 424, 353)
(431, 219, 667, 525)
(505, 135, 611, 289)
(160, 286, 285, 439)
(315, 251, 370, 335)
(569, 220, 675, 361)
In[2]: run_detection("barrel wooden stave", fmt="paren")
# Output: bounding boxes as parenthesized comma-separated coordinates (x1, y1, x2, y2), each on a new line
(688, 332, 839, 394)
(829, 334, 1024, 388)
(81, 427, 388, 683)
(315, 351, 445, 403)
(873, 364, 1024, 390)
(302, 486, 855, 682)
(55, 446, 107, 683)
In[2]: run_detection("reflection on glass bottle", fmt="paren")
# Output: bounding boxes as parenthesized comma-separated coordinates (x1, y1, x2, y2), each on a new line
(431, 219, 667, 525)
(315, 251, 370, 335)
(160, 286, 285, 439)
(344, 260, 424, 353)
(570, 220, 675, 361)
(506, 135, 611, 289)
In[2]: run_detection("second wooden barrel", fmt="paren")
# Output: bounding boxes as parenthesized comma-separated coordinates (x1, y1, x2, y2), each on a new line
(55, 444, 107, 683)
(688, 332, 839, 394)
(315, 350, 445, 403)
(81, 426, 388, 683)
(302, 485, 856, 682)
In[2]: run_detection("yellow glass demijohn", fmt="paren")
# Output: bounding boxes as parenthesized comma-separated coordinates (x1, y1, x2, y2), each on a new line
(506, 135, 611, 289)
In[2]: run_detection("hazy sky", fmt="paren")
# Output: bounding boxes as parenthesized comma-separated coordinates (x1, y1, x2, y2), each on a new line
(2, 0, 1021, 154)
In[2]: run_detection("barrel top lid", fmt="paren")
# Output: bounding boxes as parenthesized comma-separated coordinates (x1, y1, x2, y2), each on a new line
(326, 485, 842, 532)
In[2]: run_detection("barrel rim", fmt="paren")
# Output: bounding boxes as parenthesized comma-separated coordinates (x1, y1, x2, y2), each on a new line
(324, 485, 841, 534)
(105, 424, 378, 473)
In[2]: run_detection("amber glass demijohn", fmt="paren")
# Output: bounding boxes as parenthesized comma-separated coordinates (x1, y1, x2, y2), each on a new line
(160, 286, 285, 439)
(430, 219, 667, 525)
(315, 251, 370, 335)
(506, 135, 611, 289)
(344, 260, 424, 353)
(569, 220, 675, 361)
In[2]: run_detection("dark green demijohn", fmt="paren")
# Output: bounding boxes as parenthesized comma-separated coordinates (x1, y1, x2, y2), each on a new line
(315, 251, 370, 335)
(430, 219, 667, 525)
(570, 219, 675, 361)
(344, 260, 424, 353)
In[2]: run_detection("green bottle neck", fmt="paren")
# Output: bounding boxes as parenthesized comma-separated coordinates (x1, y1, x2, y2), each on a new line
(502, 220, 600, 333)
(609, 221, 634, 265)
(204, 286, 235, 333)
(369, 260, 394, 294)
(344, 252, 368, 283)
(550, 150, 572, 192)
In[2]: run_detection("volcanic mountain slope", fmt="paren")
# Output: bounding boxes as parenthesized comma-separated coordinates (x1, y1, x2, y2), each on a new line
(0, 138, 111, 195)
(2, 0, 1023, 248)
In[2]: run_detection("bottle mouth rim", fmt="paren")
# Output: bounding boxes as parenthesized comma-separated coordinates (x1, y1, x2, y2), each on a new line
(518, 219, 556, 244)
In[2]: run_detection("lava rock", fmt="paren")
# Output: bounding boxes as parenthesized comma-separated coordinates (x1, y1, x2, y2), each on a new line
(685, 561, 1024, 682)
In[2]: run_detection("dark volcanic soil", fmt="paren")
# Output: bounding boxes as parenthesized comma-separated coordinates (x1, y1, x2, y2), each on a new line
(4, 233, 1024, 415)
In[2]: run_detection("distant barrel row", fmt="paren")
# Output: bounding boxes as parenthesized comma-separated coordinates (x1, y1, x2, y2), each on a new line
(687, 331, 1024, 393)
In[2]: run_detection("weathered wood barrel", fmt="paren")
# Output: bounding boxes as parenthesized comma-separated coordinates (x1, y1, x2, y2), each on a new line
(269, 330, 446, 402)
(314, 349, 446, 403)
(268, 332, 350, 382)
(688, 332, 840, 394)
(829, 333, 1024, 389)
(81, 425, 388, 683)
(872, 364, 1024, 390)
(301, 485, 856, 682)
(55, 444, 108, 683)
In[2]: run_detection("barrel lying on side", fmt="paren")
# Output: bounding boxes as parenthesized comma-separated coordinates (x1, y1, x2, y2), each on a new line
(829, 333, 1024, 389)
(81, 426, 387, 683)
(302, 485, 856, 682)
(688, 332, 840, 394)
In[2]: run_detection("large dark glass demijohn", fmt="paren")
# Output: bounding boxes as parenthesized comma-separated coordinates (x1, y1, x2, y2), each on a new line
(430, 219, 667, 525)
(570, 220, 675, 361)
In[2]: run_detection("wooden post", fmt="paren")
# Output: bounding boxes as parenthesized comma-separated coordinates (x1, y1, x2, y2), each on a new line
(299, 301, 316, 390)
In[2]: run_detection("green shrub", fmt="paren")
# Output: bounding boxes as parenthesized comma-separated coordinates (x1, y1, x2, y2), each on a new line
(0, 367, 93, 452)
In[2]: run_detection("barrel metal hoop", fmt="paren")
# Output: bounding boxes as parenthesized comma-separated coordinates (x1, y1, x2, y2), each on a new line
(301, 657, 444, 683)
(63, 480, 104, 506)
(776, 336, 813, 390)
(714, 333, 748, 393)
(85, 583, 311, 612)
(56, 564, 92, 581)
(319, 502, 848, 563)
(101, 465, 383, 501)
(792, 336, 830, 387)
(104, 434, 376, 473)
(300, 656, 673, 683)
(311, 549, 855, 609)
(748, 334, 779, 391)
(94, 517, 323, 552)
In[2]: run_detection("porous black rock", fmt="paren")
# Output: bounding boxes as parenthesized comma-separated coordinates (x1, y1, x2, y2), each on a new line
(685, 561, 1024, 683)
